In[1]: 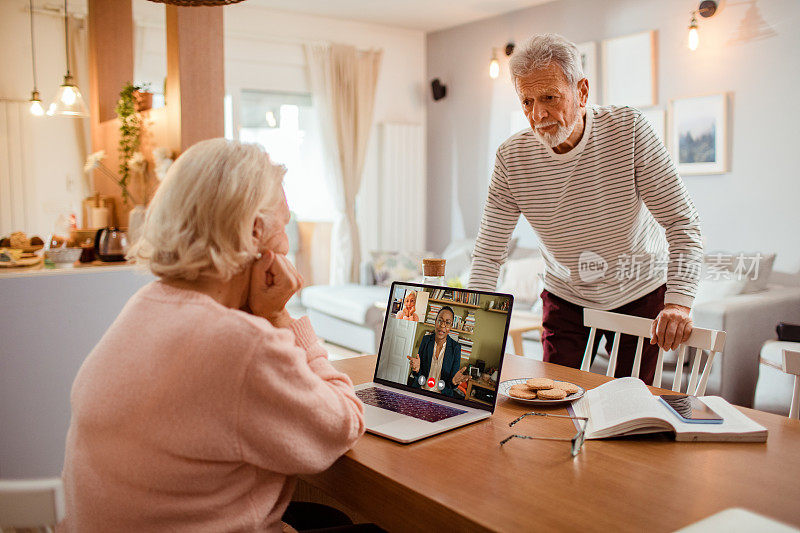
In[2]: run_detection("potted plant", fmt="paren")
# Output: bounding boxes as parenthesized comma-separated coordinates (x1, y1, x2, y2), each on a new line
(115, 83, 143, 206)
(133, 82, 153, 112)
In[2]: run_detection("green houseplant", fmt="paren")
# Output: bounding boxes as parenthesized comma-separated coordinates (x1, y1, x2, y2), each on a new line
(115, 82, 143, 205)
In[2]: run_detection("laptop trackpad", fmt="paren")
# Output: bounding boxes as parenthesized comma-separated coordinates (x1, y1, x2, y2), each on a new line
(363, 404, 407, 426)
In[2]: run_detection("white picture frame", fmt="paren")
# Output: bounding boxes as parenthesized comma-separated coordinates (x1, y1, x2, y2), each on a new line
(602, 31, 657, 108)
(670, 93, 729, 175)
(575, 41, 598, 105)
(640, 107, 666, 144)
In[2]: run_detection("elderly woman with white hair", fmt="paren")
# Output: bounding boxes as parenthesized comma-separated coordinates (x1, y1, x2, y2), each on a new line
(59, 139, 365, 532)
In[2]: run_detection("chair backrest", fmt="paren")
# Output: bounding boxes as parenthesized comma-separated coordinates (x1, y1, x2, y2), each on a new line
(581, 308, 726, 396)
(782, 349, 800, 420)
(0, 478, 64, 530)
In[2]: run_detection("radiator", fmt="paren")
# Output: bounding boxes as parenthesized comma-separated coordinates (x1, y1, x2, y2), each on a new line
(378, 122, 425, 252)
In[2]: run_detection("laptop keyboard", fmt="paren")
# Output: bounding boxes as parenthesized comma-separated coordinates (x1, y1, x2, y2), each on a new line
(356, 387, 467, 423)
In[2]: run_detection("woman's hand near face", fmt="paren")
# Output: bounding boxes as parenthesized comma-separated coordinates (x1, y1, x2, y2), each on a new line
(248, 250, 303, 329)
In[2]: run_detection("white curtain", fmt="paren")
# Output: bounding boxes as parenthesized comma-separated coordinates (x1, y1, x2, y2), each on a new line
(305, 43, 382, 284)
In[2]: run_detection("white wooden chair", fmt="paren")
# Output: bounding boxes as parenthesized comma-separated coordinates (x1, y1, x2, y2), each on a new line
(581, 309, 726, 396)
(0, 478, 64, 532)
(781, 349, 800, 419)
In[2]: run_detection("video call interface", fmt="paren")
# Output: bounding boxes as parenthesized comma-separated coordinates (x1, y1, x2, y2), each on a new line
(375, 283, 512, 408)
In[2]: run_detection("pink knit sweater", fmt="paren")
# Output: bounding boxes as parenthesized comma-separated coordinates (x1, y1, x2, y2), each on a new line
(59, 281, 365, 532)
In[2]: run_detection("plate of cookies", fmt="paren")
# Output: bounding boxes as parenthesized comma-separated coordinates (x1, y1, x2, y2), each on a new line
(499, 378, 585, 404)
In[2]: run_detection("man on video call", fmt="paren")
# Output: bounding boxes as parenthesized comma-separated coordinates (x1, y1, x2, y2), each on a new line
(469, 33, 703, 384)
(407, 307, 470, 397)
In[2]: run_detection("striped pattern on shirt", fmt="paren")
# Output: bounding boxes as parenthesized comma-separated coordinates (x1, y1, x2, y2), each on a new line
(468, 105, 702, 310)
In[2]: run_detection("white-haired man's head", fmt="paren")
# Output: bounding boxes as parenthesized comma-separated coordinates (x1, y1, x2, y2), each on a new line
(509, 33, 588, 148)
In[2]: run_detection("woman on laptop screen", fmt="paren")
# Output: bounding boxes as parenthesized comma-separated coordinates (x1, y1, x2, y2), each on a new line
(407, 306, 470, 396)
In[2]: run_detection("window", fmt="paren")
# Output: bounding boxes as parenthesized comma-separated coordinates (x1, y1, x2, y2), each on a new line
(237, 90, 335, 221)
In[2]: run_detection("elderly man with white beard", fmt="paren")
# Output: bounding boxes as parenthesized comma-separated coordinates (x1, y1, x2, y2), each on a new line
(468, 33, 703, 384)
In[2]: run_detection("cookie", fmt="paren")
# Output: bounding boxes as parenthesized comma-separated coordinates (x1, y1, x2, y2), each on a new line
(526, 378, 555, 390)
(537, 388, 567, 400)
(508, 384, 537, 399)
(554, 381, 580, 395)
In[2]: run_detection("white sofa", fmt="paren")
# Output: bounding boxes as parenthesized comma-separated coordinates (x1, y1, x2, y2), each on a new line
(301, 279, 388, 354)
(694, 272, 800, 408)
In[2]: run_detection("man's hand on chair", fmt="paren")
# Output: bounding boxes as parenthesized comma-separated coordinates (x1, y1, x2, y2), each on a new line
(650, 304, 692, 351)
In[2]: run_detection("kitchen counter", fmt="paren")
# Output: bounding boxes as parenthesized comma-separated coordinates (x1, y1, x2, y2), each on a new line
(0, 261, 138, 279)
(1, 265, 154, 477)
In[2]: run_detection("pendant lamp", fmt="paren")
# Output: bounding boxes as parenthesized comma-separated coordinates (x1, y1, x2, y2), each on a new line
(49, 0, 88, 117)
(28, 0, 44, 116)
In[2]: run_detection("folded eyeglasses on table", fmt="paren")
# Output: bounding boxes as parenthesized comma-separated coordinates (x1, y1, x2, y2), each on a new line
(500, 411, 589, 457)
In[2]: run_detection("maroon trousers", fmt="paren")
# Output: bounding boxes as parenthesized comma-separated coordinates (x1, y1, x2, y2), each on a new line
(541, 285, 667, 385)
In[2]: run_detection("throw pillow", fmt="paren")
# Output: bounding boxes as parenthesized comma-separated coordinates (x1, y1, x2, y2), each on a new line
(441, 238, 475, 283)
(498, 256, 546, 305)
(692, 277, 748, 306)
(702, 252, 776, 294)
(370, 251, 430, 286)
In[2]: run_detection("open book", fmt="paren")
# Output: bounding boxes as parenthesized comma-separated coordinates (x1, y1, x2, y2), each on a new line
(571, 377, 767, 442)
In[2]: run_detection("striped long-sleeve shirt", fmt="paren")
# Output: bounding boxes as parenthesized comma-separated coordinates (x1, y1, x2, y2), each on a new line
(469, 105, 702, 310)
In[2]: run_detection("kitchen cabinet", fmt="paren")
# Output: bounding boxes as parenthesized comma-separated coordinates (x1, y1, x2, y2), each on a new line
(0, 266, 154, 477)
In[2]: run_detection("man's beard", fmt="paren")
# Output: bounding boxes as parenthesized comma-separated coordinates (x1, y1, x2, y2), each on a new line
(532, 101, 582, 148)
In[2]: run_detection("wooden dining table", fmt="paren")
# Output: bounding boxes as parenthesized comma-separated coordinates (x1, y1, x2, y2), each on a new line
(296, 354, 800, 532)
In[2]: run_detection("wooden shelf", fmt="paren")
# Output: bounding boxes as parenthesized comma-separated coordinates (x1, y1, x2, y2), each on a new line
(484, 308, 509, 314)
(429, 298, 480, 309)
(420, 322, 473, 336)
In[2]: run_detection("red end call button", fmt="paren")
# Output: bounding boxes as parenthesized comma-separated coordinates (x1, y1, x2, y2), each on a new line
(427, 378, 436, 388)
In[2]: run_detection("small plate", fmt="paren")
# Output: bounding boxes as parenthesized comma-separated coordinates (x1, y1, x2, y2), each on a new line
(499, 378, 585, 405)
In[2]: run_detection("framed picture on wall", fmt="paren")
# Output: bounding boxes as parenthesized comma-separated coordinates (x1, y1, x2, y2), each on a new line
(602, 30, 657, 108)
(670, 93, 729, 175)
(575, 41, 598, 105)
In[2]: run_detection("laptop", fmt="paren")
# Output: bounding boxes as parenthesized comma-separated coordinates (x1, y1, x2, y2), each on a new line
(354, 281, 513, 443)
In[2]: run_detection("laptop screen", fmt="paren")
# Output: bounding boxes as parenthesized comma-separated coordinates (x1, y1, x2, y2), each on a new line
(373, 282, 514, 412)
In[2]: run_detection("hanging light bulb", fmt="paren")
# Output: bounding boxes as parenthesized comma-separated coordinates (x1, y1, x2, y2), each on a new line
(29, 91, 45, 116)
(688, 13, 700, 51)
(489, 49, 500, 79)
(49, 0, 88, 117)
(28, 0, 45, 117)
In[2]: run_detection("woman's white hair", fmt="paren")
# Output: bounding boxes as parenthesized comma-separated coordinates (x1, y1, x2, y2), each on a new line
(129, 138, 285, 281)
(509, 33, 584, 86)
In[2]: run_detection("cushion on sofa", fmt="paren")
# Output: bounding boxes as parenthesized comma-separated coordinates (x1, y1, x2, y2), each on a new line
(703, 252, 776, 294)
(301, 284, 389, 324)
(441, 238, 475, 284)
(369, 251, 430, 286)
(498, 256, 545, 306)
(693, 278, 749, 306)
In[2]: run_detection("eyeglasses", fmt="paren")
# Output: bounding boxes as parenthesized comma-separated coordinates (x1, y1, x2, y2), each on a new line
(435, 318, 452, 326)
(499, 411, 589, 457)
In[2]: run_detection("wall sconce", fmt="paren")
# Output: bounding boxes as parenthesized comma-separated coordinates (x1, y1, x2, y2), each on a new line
(687, 0, 719, 51)
(489, 49, 500, 79)
(489, 42, 515, 79)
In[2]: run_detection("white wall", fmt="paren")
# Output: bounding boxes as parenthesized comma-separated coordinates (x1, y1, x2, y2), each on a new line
(426, 0, 800, 272)
(0, 0, 89, 238)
